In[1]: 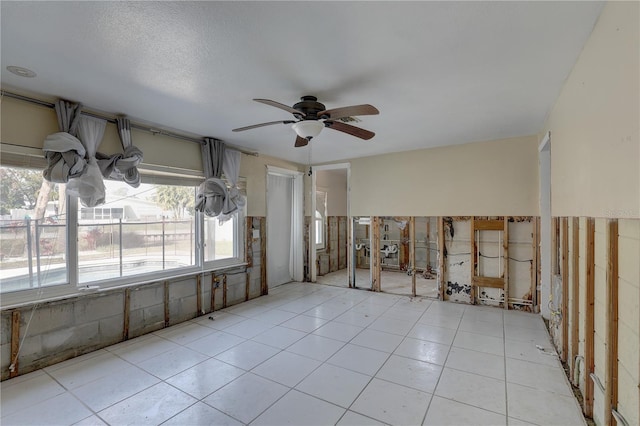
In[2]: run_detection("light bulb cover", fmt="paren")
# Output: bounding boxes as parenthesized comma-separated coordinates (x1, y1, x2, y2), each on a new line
(292, 120, 323, 139)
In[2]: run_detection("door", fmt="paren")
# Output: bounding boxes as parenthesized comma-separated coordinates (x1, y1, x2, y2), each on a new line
(266, 167, 304, 288)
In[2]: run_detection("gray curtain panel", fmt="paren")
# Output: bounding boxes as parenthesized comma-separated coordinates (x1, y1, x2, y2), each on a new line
(218, 148, 245, 222)
(97, 117, 143, 187)
(195, 138, 229, 217)
(42, 100, 87, 183)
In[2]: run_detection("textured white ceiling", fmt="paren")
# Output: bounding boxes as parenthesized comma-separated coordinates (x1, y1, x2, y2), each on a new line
(1, 1, 603, 164)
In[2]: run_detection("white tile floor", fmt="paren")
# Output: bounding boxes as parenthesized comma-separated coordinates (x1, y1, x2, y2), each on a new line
(1, 283, 586, 426)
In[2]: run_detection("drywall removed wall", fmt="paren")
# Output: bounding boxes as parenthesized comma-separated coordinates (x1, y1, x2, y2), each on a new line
(544, 1, 639, 218)
(349, 135, 539, 217)
(551, 217, 639, 426)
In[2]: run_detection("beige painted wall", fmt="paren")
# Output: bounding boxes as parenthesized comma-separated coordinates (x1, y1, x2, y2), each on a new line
(0, 96, 302, 217)
(349, 135, 539, 216)
(544, 1, 640, 219)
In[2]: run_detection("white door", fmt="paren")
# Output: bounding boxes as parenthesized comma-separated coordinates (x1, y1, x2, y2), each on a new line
(266, 167, 304, 288)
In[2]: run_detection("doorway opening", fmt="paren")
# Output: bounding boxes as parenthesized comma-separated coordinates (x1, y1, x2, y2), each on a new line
(266, 167, 304, 288)
(311, 164, 350, 287)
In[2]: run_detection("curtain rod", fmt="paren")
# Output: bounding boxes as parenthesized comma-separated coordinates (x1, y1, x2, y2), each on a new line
(1, 90, 259, 157)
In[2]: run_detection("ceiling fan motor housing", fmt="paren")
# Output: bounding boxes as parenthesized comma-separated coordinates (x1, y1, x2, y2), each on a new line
(293, 96, 326, 119)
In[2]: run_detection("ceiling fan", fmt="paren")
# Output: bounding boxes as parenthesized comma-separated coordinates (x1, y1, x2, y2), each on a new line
(232, 96, 379, 147)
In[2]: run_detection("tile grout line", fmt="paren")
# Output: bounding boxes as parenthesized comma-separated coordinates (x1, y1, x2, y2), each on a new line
(419, 301, 468, 425)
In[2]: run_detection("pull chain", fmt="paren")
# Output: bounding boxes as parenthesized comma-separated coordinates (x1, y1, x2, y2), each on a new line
(308, 139, 313, 176)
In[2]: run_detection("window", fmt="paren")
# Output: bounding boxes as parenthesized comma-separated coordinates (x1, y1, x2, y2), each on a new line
(315, 211, 325, 249)
(78, 180, 198, 283)
(0, 165, 68, 292)
(0, 161, 245, 300)
(315, 191, 326, 250)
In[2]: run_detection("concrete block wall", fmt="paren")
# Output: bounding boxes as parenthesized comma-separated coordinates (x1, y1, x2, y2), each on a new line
(129, 282, 165, 338)
(0, 315, 10, 375)
(1, 218, 265, 381)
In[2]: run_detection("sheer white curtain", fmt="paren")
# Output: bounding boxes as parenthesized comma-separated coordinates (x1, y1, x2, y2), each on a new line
(66, 115, 107, 207)
(267, 173, 294, 287)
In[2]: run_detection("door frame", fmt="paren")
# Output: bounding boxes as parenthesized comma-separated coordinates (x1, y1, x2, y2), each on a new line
(539, 131, 551, 318)
(310, 163, 351, 284)
(266, 166, 305, 284)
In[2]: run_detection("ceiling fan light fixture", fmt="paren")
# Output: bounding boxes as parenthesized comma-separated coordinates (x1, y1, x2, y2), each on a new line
(292, 120, 323, 140)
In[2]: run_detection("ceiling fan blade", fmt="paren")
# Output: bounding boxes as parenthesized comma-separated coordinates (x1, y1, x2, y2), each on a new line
(232, 120, 295, 132)
(318, 104, 379, 120)
(254, 99, 306, 117)
(294, 136, 308, 148)
(326, 121, 375, 140)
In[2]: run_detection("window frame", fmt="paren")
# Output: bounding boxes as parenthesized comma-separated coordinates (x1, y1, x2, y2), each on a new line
(0, 153, 247, 308)
(315, 210, 325, 250)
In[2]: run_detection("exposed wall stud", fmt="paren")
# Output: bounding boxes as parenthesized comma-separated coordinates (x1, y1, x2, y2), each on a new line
(584, 218, 595, 417)
(570, 217, 580, 382)
(260, 217, 267, 295)
(604, 219, 619, 426)
(504, 217, 509, 310)
(470, 216, 476, 304)
(532, 217, 540, 312)
(10, 310, 20, 378)
(426, 218, 431, 268)
(410, 216, 416, 297)
(401, 219, 410, 270)
(223, 274, 228, 309)
(438, 217, 445, 301)
(245, 217, 253, 301)
(337, 217, 341, 273)
(211, 274, 216, 313)
(562, 217, 569, 362)
(327, 217, 333, 273)
(371, 216, 381, 292)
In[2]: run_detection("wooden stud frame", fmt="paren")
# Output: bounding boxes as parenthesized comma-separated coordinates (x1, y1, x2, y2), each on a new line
(438, 217, 445, 301)
(245, 217, 253, 301)
(470, 217, 509, 307)
(222, 274, 228, 309)
(584, 218, 595, 417)
(196, 274, 202, 315)
(371, 217, 381, 292)
(531, 218, 538, 312)
(260, 217, 267, 295)
(570, 217, 580, 383)
(470, 217, 477, 304)
(10, 310, 20, 378)
(503, 217, 509, 310)
(561, 217, 569, 363)
(604, 220, 619, 426)
(210, 274, 217, 313)
(410, 217, 416, 297)
(426, 219, 431, 269)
